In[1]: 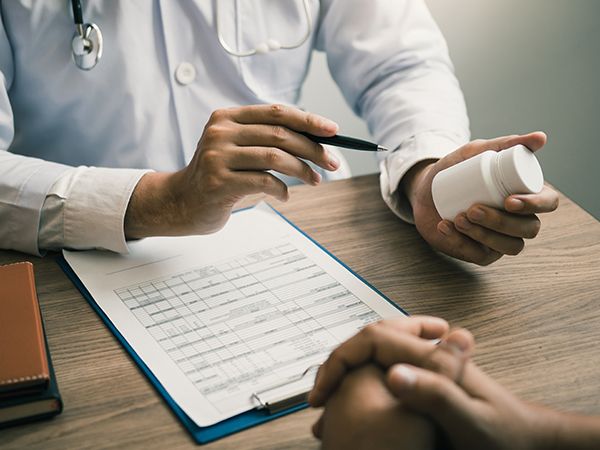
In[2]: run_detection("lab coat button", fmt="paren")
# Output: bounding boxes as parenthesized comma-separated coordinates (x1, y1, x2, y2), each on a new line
(175, 62, 196, 85)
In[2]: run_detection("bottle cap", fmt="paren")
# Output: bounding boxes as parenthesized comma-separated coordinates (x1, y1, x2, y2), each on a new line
(497, 145, 544, 195)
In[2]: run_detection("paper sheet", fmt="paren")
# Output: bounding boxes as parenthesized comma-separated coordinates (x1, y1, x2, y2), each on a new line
(63, 203, 405, 426)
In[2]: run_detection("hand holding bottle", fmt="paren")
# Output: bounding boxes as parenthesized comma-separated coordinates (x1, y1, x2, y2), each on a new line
(402, 132, 559, 266)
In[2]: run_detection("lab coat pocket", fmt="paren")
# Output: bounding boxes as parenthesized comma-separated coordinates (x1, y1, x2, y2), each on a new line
(235, 0, 316, 101)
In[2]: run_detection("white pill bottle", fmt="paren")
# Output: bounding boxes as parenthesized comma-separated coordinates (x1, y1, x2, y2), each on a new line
(431, 145, 544, 221)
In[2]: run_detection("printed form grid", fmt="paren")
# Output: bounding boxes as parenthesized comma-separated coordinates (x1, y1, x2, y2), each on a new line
(114, 242, 381, 413)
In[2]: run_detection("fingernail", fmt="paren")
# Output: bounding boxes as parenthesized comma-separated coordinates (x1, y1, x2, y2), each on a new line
(327, 152, 340, 170)
(438, 222, 452, 236)
(443, 335, 469, 353)
(390, 365, 416, 392)
(469, 207, 485, 222)
(448, 328, 474, 353)
(320, 118, 339, 133)
(456, 215, 472, 230)
(311, 171, 322, 185)
(507, 198, 524, 211)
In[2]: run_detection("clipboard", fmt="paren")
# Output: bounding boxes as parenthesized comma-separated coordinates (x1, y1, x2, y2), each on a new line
(57, 204, 408, 444)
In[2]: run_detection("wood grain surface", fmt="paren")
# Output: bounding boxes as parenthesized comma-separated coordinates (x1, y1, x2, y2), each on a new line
(1, 175, 599, 449)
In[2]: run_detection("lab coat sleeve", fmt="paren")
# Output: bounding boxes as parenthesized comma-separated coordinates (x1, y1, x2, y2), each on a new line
(0, 16, 148, 255)
(315, 0, 470, 222)
(38, 167, 150, 254)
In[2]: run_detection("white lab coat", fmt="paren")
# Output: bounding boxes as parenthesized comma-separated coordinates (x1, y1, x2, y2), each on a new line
(0, 0, 469, 255)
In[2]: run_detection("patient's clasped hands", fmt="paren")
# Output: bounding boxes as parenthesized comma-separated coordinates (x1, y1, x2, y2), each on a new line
(308, 317, 597, 450)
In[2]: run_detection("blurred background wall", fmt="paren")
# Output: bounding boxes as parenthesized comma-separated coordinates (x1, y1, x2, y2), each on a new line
(300, 0, 600, 219)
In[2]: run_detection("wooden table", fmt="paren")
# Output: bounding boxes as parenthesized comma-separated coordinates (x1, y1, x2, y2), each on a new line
(2, 175, 599, 449)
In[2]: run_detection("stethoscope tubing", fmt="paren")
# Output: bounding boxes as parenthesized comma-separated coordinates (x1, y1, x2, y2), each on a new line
(216, 0, 313, 57)
(70, 0, 313, 71)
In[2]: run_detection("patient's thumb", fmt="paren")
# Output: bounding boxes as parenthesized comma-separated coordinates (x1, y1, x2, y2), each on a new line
(387, 364, 474, 430)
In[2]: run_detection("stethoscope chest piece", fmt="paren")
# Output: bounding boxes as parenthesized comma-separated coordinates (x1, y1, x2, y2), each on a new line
(71, 22, 103, 70)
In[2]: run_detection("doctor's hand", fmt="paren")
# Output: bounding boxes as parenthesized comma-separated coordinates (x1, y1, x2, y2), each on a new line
(402, 132, 559, 266)
(124, 104, 340, 239)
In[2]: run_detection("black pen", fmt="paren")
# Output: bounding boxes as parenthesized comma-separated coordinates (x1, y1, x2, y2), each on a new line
(300, 132, 389, 152)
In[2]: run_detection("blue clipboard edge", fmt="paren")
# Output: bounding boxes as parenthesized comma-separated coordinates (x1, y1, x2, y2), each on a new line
(261, 203, 409, 317)
(56, 203, 408, 445)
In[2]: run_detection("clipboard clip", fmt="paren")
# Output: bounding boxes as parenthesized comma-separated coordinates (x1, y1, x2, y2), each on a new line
(251, 364, 320, 415)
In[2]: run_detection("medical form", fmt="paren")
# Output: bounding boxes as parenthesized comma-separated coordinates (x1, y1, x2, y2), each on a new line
(63, 203, 405, 427)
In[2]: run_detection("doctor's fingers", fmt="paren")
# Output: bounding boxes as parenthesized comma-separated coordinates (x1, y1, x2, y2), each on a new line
(464, 206, 542, 239)
(233, 124, 339, 171)
(436, 220, 503, 266)
(504, 185, 559, 215)
(439, 132, 547, 171)
(454, 213, 526, 256)
(229, 104, 339, 137)
(226, 171, 289, 202)
(309, 322, 455, 407)
(227, 147, 321, 186)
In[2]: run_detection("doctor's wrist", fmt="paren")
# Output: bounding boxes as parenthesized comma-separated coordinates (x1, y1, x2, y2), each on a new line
(401, 159, 436, 208)
(124, 171, 184, 240)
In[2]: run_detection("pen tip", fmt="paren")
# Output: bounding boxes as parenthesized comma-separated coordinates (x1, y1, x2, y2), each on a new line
(377, 146, 389, 152)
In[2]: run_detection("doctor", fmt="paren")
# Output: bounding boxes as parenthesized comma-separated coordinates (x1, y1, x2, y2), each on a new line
(0, 1, 557, 264)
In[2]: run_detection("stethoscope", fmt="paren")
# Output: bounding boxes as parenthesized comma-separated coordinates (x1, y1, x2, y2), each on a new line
(70, 0, 312, 71)
(216, 0, 313, 57)
(70, 0, 103, 71)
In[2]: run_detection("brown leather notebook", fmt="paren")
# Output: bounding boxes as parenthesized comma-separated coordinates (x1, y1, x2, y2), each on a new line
(0, 262, 50, 396)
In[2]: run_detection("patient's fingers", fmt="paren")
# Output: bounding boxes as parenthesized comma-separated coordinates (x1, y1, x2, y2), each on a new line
(309, 317, 449, 407)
